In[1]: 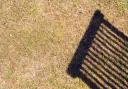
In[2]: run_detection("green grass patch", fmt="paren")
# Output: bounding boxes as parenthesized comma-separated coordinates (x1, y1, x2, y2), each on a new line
(116, 0, 128, 11)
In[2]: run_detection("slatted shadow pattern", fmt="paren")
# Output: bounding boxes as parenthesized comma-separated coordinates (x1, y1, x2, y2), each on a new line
(67, 10, 128, 89)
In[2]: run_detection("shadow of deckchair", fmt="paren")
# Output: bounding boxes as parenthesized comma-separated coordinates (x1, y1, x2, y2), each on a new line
(67, 10, 128, 89)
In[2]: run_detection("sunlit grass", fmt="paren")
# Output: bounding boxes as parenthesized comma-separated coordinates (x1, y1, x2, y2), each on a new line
(116, 0, 128, 11)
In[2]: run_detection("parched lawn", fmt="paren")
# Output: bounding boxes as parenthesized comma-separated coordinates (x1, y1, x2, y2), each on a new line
(0, 0, 127, 89)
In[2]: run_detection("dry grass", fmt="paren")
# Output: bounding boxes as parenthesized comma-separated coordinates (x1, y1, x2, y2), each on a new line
(0, 0, 127, 89)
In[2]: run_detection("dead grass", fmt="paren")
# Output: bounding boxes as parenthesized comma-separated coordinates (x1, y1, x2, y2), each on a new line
(0, 0, 127, 89)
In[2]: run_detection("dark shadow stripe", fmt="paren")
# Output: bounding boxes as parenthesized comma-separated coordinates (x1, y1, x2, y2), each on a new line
(92, 39, 128, 75)
(67, 10, 103, 78)
(86, 52, 128, 87)
(81, 62, 117, 88)
(100, 25, 128, 55)
(96, 31, 128, 65)
(88, 49, 128, 87)
(102, 19, 128, 42)
(87, 53, 127, 82)
(84, 57, 125, 88)
(99, 27, 128, 61)
(78, 68, 104, 89)
(94, 35, 128, 70)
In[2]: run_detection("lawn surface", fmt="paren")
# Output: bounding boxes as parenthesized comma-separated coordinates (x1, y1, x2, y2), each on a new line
(0, 0, 128, 89)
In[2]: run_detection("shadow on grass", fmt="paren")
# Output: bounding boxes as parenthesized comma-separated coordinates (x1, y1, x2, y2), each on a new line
(67, 10, 128, 89)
